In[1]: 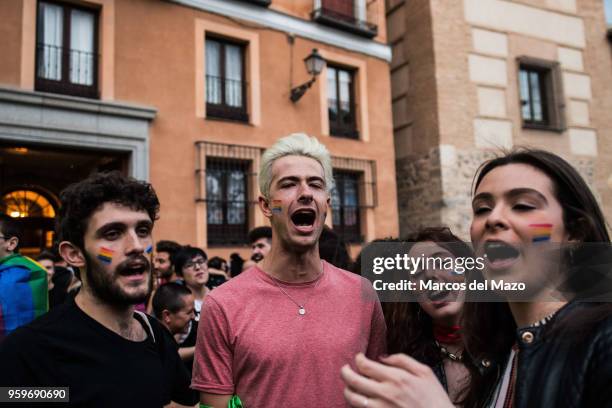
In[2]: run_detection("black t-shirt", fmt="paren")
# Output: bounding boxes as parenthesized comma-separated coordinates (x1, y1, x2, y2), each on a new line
(206, 273, 227, 290)
(0, 298, 198, 407)
(178, 320, 198, 375)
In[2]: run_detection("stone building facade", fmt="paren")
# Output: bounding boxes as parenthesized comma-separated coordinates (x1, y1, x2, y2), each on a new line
(387, 0, 612, 237)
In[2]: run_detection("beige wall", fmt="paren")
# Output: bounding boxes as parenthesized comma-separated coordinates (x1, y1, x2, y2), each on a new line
(387, 0, 444, 234)
(582, 0, 612, 227)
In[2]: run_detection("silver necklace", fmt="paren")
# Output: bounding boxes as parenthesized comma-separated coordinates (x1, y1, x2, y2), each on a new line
(271, 270, 324, 316)
(435, 341, 464, 362)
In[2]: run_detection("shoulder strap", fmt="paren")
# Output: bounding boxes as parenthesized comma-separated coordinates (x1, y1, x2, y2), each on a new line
(134, 310, 156, 343)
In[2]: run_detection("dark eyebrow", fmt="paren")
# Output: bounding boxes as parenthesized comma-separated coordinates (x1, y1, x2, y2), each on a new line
(472, 188, 548, 203)
(95, 222, 126, 237)
(472, 192, 493, 203)
(136, 219, 154, 228)
(505, 188, 548, 203)
(95, 219, 153, 237)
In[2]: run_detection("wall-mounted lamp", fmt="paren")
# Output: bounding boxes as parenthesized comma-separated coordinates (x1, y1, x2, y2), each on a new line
(290, 48, 326, 103)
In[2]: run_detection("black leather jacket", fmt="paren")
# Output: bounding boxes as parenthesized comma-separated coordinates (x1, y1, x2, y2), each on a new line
(490, 301, 612, 407)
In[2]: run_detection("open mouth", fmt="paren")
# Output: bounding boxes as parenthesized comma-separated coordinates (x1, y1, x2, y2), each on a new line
(290, 208, 316, 232)
(118, 260, 149, 278)
(427, 289, 451, 302)
(484, 241, 520, 268)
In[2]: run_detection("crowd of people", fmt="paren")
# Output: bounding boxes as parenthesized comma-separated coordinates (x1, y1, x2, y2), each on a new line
(0, 133, 611, 407)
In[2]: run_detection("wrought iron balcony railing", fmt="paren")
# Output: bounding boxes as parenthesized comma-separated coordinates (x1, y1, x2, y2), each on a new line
(35, 43, 99, 99)
(205, 75, 249, 122)
(236, 0, 271, 6)
(312, 0, 378, 38)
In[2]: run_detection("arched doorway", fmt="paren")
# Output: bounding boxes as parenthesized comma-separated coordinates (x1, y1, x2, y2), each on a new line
(0, 143, 130, 257)
(0, 189, 58, 255)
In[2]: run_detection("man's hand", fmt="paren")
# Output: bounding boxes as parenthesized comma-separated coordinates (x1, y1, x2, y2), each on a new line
(341, 353, 454, 408)
(200, 392, 232, 408)
(164, 402, 198, 408)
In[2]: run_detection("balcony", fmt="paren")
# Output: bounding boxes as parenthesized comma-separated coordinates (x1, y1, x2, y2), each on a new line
(205, 75, 249, 122)
(35, 43, 99, 99)
(312, 0, 378, 38)
(236, 0, 271, 6)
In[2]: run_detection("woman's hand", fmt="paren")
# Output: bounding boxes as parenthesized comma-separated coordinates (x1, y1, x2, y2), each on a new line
(341, 353, 454, 408)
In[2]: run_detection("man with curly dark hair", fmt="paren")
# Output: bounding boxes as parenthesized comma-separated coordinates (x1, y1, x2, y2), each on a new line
(0, 172, 198, 408)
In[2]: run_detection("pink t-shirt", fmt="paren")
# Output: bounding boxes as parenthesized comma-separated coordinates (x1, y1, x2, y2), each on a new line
(191, 261, 386, 407)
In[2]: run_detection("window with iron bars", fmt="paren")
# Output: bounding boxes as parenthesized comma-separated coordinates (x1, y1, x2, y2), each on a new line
(35, 1, 99, 99)
(331, 170, 362, 243)
(205, 159, 251, 246)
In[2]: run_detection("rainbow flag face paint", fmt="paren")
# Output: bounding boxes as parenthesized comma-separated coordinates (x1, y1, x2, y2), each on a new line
(97, 247, 115, 264)
(145, 245, 153, 254)
(272, 200, 282, 214)
(530, 223, 553, 243)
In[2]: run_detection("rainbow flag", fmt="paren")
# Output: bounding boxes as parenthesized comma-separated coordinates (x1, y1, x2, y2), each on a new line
(0, 254, 48, 340)
(530, 223, 553, 242)
(97, 247, 114, 264)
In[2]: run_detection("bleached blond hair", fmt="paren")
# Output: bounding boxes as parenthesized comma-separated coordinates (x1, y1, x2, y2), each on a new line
(259, 133, 334, 200)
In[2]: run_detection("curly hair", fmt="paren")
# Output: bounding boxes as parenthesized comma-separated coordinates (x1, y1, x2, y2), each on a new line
(57, 171, 160, 251)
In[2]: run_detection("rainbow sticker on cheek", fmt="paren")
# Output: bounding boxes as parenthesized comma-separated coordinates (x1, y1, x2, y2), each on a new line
(145, 245, 153, 254)
(272, 200, 282, 214)
(97, 247, 115, 264)
(530, 223, 553, 243)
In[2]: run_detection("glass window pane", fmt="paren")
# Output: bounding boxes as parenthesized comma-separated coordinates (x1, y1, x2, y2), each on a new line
(206, 170, 223, 224)
(70, 9, 95, 85)
(331, 184, 341, 226)
(344, 206, 358, 227)
(38, 2, 63, 81)
(225, 44, 243, 108)
(343, 177, 358, 226)
(529, 71, 543, 122)
(339, 70, 351, 104)
(327, 67, 338, 122)
(228, 202, 245, 225)
(206, 40, 221, 104)
(343, 178, 358, 206)
(339, 70, 352, 126)
(227, 170, 246, 224)
(519, 69, 531, 120)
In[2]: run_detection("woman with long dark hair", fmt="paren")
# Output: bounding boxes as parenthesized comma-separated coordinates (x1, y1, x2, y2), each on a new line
(341, 149, 612, 408)
(384, 228, 472, 404)
(462, 149, 612, 407)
